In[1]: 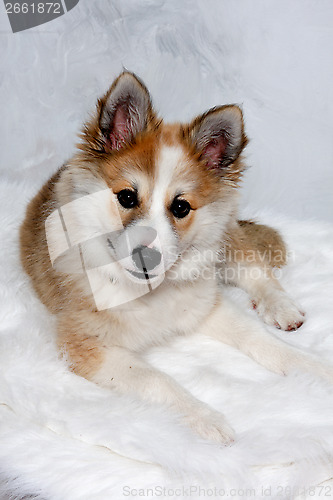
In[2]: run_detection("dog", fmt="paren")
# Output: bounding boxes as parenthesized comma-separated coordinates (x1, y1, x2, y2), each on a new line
(20, 71, 333, 445)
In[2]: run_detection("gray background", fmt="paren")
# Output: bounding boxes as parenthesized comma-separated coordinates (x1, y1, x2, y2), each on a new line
(1, 0, 332, 222)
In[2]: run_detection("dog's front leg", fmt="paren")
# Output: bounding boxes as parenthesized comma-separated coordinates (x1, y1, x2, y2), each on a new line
(200, 295, 333, 383)
(91, 345, 235, 444)
(221, 221, 304, 330)
(57, 312, 234, 445)
(222, 261, 305, 331)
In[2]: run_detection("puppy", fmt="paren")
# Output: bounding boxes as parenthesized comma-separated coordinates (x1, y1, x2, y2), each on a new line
(20, 72, 332, 444)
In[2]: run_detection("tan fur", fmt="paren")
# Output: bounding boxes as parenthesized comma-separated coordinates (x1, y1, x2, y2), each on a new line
(20, 168, 82, 314)
(57, 311, 108, 378)
(227, 220, 287, 268)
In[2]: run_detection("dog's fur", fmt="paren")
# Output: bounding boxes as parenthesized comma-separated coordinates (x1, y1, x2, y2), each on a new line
(20, 72, 333, 444)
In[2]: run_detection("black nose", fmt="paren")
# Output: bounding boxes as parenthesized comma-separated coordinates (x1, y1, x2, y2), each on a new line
(132, 246, 162, 272)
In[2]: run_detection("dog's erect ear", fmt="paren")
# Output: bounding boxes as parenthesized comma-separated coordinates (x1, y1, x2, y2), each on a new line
(83, 72, 156, 154)
(187, 106, 247, 170)
(99, 72, 156, 151)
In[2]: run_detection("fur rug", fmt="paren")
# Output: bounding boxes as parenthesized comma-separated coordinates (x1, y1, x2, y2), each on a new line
(1, 0, 333, 498)
(1, 172, 333, 499)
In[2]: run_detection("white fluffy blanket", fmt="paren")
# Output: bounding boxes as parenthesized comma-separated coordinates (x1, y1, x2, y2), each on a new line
(1, 0, 333, 498)
(1, 173, 333, 499)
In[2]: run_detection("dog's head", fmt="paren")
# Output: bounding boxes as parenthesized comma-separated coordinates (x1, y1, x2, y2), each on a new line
(52, 72, 247, 299)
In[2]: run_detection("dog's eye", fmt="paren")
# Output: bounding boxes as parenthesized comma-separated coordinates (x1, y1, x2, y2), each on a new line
(170, 198, 191, 219)
(117, 189, 138, 209)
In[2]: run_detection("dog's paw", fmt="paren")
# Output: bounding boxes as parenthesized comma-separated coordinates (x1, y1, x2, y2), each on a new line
(252, 290, 305, 331)
(184, 407, 235, 445)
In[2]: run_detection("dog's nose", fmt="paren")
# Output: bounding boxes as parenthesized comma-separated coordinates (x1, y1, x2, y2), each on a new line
(132, 245, 162, 272)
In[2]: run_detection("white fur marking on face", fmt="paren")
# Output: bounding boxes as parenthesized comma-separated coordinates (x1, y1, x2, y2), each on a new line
(150, 145, 187, 219)
(130, 145, 186, 273)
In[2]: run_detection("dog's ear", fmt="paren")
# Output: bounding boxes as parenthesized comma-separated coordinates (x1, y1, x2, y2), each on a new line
(187, 105, 247, 170)
(82, 72, 157, 154)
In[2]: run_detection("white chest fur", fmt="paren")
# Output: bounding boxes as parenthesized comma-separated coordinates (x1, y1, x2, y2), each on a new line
(104, 276, 219, 351)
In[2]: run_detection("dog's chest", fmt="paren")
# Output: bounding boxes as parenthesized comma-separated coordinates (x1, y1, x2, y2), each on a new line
(107, 278, 218, 350)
